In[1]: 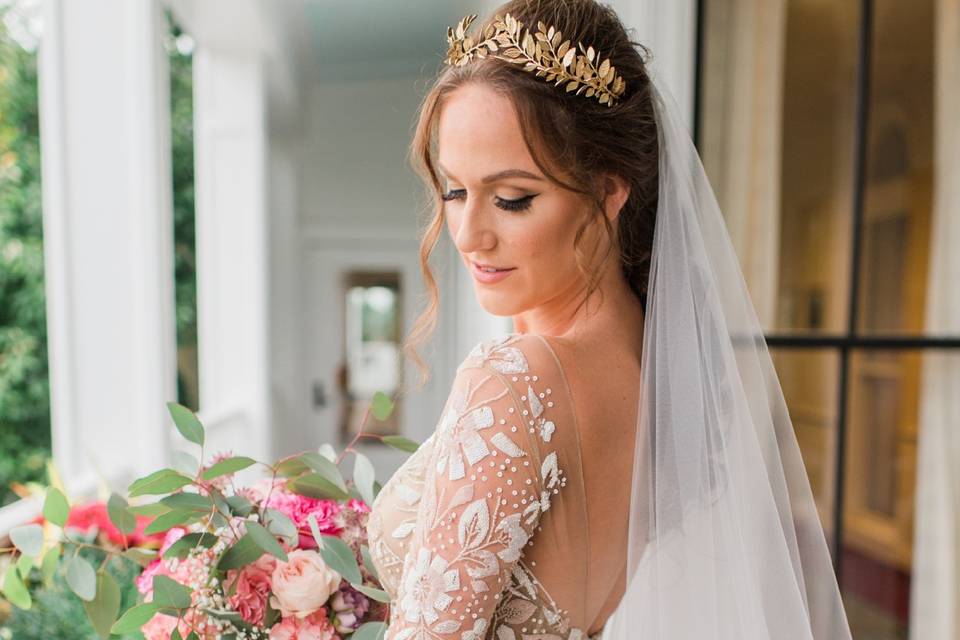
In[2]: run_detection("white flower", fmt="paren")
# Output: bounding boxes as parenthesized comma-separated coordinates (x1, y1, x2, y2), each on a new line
(436, 388, 495, 481)
(400, 547, 461, 626)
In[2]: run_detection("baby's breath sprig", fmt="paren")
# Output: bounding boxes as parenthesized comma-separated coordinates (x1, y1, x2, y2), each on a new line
(444, 12, 626, 106)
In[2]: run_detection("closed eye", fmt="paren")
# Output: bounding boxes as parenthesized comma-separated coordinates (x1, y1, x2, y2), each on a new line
(441, 189, 536, 212)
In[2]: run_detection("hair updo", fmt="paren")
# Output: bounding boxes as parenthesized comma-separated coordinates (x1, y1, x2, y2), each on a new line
(402, 0, 659, 388)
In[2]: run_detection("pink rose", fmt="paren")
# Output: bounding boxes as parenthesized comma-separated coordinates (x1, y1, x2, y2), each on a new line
(269, 609, 340, 640)
(270, 549, 342, 618)
(225, 554, 277, 625)
(264, 492, 343, 548)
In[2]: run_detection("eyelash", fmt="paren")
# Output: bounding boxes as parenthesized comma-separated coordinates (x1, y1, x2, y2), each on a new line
(441, 189, 535, 212)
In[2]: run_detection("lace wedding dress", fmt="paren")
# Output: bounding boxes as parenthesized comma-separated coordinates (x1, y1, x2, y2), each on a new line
(366, 333, 606, 640)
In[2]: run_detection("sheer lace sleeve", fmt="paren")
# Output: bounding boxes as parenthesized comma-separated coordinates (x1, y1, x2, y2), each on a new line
(385, 334, 570, 640)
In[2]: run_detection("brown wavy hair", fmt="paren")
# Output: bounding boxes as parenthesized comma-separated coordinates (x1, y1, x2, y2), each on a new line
(402, 0, 659, 389)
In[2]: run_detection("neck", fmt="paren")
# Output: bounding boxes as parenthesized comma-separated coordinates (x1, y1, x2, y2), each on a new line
(511, 256, 645, 347)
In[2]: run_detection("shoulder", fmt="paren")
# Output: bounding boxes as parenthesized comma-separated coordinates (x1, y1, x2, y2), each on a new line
(448, 332, 574, 448)
(456, 332, 565, 380)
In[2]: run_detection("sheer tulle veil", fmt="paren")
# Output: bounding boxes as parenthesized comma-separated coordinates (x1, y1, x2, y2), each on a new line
(602, 71, 854, 639)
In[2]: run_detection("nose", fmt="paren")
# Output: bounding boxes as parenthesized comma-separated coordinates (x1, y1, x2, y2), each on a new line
(452, 196, 496, 255)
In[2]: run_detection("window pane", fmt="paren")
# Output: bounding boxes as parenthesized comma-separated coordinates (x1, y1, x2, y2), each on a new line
(771, 348, 840, 547)
(841, 349, 960, 638)
(856, 0, 937, 337)
(342, 272, 402, 440)
(699, 0, 861, 334)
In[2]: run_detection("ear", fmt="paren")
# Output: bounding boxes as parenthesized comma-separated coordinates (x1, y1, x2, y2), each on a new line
(601, 173, 631, 224)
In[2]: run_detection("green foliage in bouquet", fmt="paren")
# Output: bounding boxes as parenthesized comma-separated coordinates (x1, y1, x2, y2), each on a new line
(0, 391, 416, 639)
(1, 543, 143, 640)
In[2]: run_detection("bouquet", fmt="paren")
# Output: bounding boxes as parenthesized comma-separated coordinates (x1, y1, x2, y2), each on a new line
(0, 394, 416, 639)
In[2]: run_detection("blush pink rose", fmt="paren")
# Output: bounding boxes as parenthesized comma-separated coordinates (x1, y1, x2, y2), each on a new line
(226, 554, 277, 625)
(270, 549, 342, 618)
(269, 609, 340, 640)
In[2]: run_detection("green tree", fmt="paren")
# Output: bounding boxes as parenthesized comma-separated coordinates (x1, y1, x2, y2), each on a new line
(0, 3, 50, 507)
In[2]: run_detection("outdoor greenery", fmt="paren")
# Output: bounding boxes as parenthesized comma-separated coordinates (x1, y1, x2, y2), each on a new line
(0, 3, 48, 508)
(0, 6, 199, 506)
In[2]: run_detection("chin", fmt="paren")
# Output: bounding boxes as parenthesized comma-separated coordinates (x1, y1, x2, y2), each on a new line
(474, 287, 524, 317)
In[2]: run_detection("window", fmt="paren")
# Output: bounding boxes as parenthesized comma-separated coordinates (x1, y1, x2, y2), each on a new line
(699, 0, 960, 636)
(341, 271, 402, 441)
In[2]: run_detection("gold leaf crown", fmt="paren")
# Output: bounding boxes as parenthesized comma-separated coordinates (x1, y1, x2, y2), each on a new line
(444, 12, 626, 107)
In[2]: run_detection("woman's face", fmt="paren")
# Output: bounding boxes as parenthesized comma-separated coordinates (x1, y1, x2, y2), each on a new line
(437, 82, 598, 317)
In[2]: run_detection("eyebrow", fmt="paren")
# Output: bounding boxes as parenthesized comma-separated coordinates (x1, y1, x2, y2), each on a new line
(438, 164, 545, 184)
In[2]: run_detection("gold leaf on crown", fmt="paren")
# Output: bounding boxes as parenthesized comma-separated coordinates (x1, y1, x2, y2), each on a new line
(444, 13, 626, 107)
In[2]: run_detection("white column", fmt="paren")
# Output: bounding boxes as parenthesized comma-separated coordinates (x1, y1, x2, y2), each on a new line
(190, 48, 271, 461)
(911, 0, 960, 637)
(38, 0, 176, 492)
(610, 0, 698, 129)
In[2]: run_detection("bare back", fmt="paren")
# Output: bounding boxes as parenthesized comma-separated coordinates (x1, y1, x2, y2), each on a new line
(539, 332, 641, 636)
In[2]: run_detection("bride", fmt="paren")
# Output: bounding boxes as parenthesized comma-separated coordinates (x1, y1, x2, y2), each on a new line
(365, 1, 853, 639)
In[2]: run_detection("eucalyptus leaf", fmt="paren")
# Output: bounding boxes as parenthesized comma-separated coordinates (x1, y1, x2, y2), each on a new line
(381, 435, 420, 453)
(143, 509, 199, 535)
(352, 583, 391, 603)
(171, 449, 201, 476)
(287, 473, 349, 500)
(245, 521, 288, 562)
(352, 621, 387, 640)
(107, 492, 137, 534)
(370, 391, 394, 421)
(300, 452, 348, 492)
(110, 602, 159, 634)
(120, 547, 158, 567)
(152, 574, 192, 609)
(202, 456, 257, 480)
(163, 532, 218, 560)
(43, 487, 70, 527)
(10, 523, 43, 557)
(353, 453, 377, 506)
(66, 554, 97, 601)
(15, 552, 33, 579)
(263, 508, 298, 545)
(225, 495, 254, 517)
(1, 563, 31, 610)
(41, 544, 61, 586)
(317, 443, 337, 461)
(127, 501, 170, 517)
(314, 529, 362, 584)
(128, 468, 193, 497)
(82, 571, 121, 640)
(217, 533, 264, 571)
(361, 544, 380, 582)
(166, 401, 205, 446)
(160, 491, 213, 512)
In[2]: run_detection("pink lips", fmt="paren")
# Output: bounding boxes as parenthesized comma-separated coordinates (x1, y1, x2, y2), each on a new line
(471, 260, 515, 284)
